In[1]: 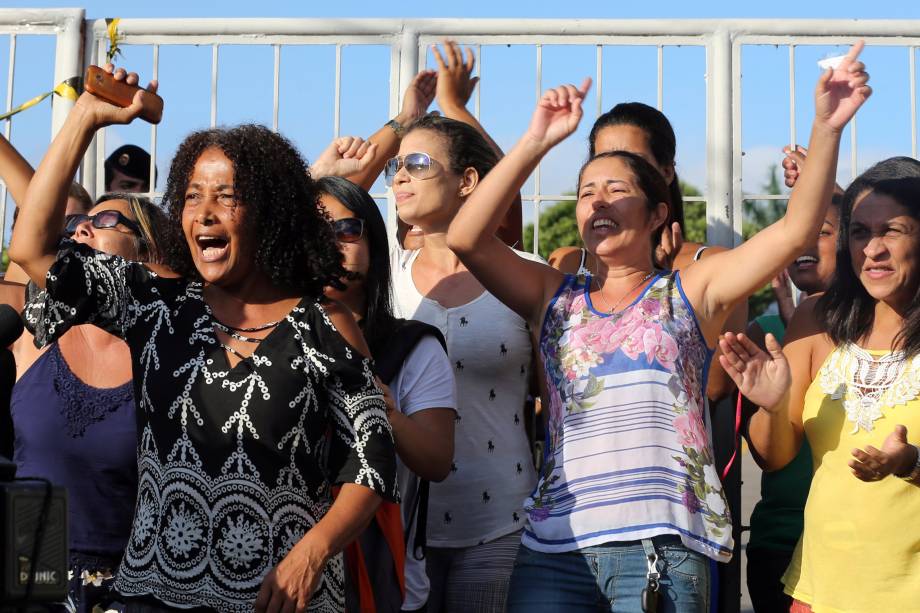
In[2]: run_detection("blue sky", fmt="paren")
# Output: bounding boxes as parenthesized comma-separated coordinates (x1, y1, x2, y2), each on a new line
(3, 0, 920, 238)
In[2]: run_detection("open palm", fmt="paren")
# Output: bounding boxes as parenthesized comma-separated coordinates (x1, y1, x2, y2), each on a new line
(526, 78, 592, 149)
(719, 332, 791, 410)
(815, 41, 872, 131)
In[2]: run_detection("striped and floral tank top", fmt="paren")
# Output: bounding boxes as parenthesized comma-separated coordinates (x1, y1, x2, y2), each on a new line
(526, 272, 733, 562)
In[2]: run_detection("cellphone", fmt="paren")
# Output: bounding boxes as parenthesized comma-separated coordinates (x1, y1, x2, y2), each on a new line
(83, 65, 163, 124)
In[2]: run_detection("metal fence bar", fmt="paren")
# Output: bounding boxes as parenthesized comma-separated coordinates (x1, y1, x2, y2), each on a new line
(272, 44, 280, 133)
(595, 44, 603, 118)
(657, 44, 664, 111)
(333, 44, 342, 138)
(210, 44, 219, 128)
(850, 115, 858, 180)
(789, 44, 796, 149)
(533, 43, 542, 254)
(706, 29, 735, 247)
(1, 34, 16, 250)
(94, 35, 106, 196)
(912, 47, 917, 160)
(149, 44, 159, 198)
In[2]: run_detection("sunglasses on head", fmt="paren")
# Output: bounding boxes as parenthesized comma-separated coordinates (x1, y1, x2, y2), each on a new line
(384, 152, 435, 186)
(332, 217, 365, 243)
(65, 209, 142, 237)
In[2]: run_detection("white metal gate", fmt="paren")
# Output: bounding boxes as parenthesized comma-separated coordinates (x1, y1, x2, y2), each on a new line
(4, 14, 920, 254)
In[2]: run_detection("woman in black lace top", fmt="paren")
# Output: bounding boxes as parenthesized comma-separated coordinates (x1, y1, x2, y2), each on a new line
(11, 65, 397, 613)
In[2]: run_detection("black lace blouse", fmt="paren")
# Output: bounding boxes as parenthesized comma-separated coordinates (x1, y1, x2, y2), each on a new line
(25, 243, 397, 612)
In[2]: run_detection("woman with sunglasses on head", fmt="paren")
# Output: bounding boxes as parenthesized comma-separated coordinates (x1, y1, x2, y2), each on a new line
(9, 191, 165, 613)
(11, 65, 397, 613)
(317, 175, 456, 612)
(386, 113, 540, 613)
(446, 43, 868, 611)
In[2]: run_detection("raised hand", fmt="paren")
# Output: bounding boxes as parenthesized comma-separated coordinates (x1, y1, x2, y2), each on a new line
(432, 40, 480, 112)
(771, 270, 797, 326)
(525, 78, 592, 150)
(310, 136, 378, 179)
(653, 221, 683, 270)
(718, 331, 791, 410)
(782, 145, 808, 188)
(814, 41, 872, 132)
(398, 70, 437, 125)
(850, 425, 919, 482)
(77, 63, 158, 128)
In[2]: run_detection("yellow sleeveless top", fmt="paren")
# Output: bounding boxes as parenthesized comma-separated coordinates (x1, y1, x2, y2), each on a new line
(783, 344, 920, 612)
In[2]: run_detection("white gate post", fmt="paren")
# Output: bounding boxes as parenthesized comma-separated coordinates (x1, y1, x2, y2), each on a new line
(50, 8, 84, 139)
(706, 27, 737, 247)
(387, 24, 419, 245)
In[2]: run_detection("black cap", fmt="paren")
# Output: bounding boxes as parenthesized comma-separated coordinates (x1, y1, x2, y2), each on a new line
(104, 144, 153, 190)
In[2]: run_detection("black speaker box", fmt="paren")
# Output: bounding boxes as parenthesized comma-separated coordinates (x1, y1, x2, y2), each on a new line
(0, 480, 68, 607)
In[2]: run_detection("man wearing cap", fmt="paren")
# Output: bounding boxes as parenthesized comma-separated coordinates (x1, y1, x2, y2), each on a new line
(104, 144, 154, 193)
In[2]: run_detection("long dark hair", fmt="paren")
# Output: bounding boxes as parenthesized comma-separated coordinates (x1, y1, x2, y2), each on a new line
(160, 124, 345, 297)
(588, 102, 685, 229)
(816, 156, 920, 358)
(577, 150, 671, 252)
(316, 177, 396, 357)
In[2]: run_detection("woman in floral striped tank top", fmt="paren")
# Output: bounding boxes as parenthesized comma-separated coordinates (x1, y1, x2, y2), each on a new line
(446, 43, 870, 612)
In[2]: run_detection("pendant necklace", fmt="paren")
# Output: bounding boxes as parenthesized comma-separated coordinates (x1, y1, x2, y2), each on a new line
(593, 271, 655, 314)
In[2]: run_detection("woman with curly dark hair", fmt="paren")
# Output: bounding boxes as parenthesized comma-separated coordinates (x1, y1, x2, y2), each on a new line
(10, 65, 397, 613)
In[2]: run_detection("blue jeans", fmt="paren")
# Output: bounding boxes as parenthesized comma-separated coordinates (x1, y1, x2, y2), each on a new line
(506, 536, 710, 613)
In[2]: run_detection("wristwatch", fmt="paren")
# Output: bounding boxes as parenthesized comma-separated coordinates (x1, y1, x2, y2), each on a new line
(385, 118, 406, 138)
(897, 444, 920, 482)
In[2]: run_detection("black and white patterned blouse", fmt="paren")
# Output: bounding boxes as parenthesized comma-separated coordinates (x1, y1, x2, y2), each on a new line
(25, 243, 397, 612)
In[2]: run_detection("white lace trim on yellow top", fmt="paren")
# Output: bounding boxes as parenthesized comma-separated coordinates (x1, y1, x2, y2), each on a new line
(818, 343, 920, 433)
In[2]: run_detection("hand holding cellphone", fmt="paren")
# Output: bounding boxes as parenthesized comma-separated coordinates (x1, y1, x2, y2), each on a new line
(83, 65, 163, 124)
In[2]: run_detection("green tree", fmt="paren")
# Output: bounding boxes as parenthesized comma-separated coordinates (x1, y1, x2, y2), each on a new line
(522, 195, 580, 260)
(743, 164, 787, 319)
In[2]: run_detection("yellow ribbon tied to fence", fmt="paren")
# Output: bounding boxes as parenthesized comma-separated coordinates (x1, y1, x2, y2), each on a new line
(0, 16, 122, 122)
(0, 76, 81, 122)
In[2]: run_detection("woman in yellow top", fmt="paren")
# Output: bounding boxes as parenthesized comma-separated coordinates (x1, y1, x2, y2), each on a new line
(719, 155, 920, 612)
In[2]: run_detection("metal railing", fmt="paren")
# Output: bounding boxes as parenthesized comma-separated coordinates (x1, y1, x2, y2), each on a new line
(5, 15, 920, 254)
(0, 8, 83, 251)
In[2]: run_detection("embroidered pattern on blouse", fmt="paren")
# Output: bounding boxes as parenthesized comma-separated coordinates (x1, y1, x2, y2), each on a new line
(48, 342, 134, 437)
(24, 244, 396, 613)
(818, 343, 920, 433)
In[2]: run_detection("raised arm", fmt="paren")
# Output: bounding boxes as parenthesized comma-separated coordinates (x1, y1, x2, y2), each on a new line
(0, 134, 35, 207)
(433, 40, 523, 248)
(347, 71, 436, 191)
(447, 79, 591, 325)
(682, 42, 870, 339)
(9, 65, 158, 287)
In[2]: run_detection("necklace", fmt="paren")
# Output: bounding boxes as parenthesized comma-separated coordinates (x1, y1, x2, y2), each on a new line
(593, 271, 655, 313)
(211, 318, 281, 333)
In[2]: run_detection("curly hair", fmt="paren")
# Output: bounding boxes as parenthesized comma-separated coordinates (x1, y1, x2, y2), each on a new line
(159, 124, 345, 297)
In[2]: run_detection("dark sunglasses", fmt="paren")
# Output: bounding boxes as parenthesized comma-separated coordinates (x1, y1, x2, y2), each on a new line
(332, 217, 365, 243)
(65, 210, 142, 237)
(384, 152, 435, 186)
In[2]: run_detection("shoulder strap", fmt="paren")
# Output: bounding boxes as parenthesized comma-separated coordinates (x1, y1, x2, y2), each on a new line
(374, 319, 446, 384)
